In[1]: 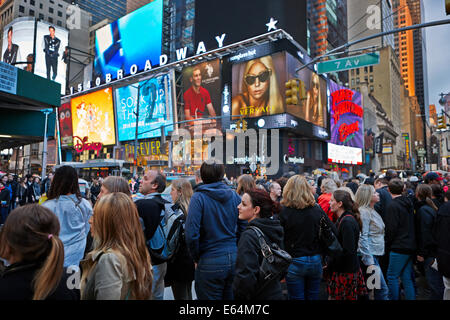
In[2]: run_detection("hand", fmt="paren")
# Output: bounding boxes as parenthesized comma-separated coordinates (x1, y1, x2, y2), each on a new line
(417, 255, 424, 262)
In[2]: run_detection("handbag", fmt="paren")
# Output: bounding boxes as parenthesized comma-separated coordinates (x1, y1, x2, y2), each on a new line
(319, 212, 343, 258)
(249, 226, 292, 283)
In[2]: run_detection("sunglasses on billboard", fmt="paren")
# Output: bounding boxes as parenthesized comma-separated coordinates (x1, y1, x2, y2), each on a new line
(244, 69, 272, 85)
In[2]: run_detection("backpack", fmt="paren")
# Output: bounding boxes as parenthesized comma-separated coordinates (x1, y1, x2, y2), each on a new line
(141, 202, 184, 262)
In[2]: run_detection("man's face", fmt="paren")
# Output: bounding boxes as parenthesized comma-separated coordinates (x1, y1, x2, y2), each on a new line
(139, 170, 157, 195)
(1, 176, 7, 185)
(191, 69, 202, 88)
(271, 183, 281, 197)
(8, 174, 13, 182)
(49, 28, 55, 38)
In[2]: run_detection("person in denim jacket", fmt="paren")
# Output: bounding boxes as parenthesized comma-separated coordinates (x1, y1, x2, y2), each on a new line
(355, 184, 389, 300)
(42, 166, 92, 268)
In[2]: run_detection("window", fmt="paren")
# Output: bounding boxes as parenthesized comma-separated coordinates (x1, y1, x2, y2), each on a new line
(351, 79, 355, 86)
(370, 75, 374, 82)
(356, 87, 360, 92)
(40, 3, 43, 9)
(57, 20, 62, 26)
(370, 66, 373, 72)
(356, 68, 360, 75)
(48, 17, 53, 23)
(19, 5, 24, 13)
(351, 69, 354, 75)
(30, 9, 35, 16)
(356, 78, 360, 84)
(364, 76, 368, 82)
(58, 11, 62, 17)
(39, 13, 44, 19)
(49, 7, 54, 14)
(30, 0, 35, 5)
(370, 85, 374, 92)
(364, 67, 368, 73)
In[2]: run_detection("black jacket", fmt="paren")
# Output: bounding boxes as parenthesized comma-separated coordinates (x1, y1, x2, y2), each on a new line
(233, 218, 285, 300)
(279, 205, 329, 258)
(415, 201, 437, 258)
(384, 195, 416, 255)
(374, 186, 392, 222)
(165, 204, 195, 286)
(434, 201, 450, 277)
(135, 194, 169, 265)
(0, 187, 10, 207)
(0, 260, 79, 300)
(329, 213, 361, 273)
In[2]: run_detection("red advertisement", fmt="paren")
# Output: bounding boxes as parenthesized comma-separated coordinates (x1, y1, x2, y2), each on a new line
(59, 102, 73, 148)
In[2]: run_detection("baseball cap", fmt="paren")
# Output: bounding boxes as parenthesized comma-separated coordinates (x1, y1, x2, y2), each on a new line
(425, 172, 443, 181)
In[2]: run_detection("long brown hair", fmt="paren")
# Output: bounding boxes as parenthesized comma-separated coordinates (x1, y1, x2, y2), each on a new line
(82, 193, 152, 300)
(416, 184, 438, 211)
(0, 205, 64, 300)
(102, 176, 131, 197)
(333, 189, 362, 230)
(237, 174, 256, 196)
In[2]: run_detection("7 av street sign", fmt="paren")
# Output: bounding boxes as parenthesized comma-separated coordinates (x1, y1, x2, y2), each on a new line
(317, 52, 380, 74)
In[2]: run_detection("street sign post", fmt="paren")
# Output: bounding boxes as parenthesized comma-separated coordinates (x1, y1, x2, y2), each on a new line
(317, 52, 380, 74)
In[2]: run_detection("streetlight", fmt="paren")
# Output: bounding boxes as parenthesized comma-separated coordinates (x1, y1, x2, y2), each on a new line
(40, 108, 53, 180)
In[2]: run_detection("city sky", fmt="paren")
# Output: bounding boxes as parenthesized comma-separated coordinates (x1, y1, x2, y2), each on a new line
(423, 0, 450, 114)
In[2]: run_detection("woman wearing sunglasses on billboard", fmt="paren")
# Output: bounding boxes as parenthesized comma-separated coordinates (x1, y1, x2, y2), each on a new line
(304, 73, 324, 127)
(231, 56, 283, 118)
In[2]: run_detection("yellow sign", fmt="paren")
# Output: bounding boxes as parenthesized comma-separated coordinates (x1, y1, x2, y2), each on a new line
(125, 140, 162, 157)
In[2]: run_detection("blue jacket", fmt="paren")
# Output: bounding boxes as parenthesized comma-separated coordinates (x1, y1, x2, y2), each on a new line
(42, 194, 92, 268)
(185, 182, 247, 262)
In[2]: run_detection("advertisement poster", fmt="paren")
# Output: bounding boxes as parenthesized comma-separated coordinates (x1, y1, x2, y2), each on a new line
(328, 80, 364, 149)
(231, 52, 285, 119)
(115, 72, 174, 142)
(286, 53, 327, 128)
(59, 102, 73, 148)
(2, 18, 69, 94)
(327, 143, 363, 165)
(181, 59, 221, 130)
(94, 0, 163, 80)
(71, 88, 116, 146)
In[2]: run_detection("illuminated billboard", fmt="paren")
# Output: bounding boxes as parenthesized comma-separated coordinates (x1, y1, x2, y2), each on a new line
(71, 88, 116, 146)
(94, 0, 163, 81)
(328, 143, 363, 165)
(115, 72, 174, 142)
(59, 102, 73, 148)
(2, 18, 69, 94)
(181, 59, 222, 130)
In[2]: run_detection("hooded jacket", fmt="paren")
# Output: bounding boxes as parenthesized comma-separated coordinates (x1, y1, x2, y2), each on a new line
(415, 200, 437, 258)
(374, 185, 392, 222)
(185, 182, 247, 262)
(233, 218, 284, 300)
(384, 195, 416, 255)
(434, 201, 450, 277)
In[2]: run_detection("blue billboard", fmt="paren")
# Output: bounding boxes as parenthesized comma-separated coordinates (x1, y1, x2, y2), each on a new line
(115, 73, 174, 142)
(94, 0, 163, 80)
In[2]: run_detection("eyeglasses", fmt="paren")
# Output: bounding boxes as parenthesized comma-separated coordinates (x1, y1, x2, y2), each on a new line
(244, 70, 271, 86)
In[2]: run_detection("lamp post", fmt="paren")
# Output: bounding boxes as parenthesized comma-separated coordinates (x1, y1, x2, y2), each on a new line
(40, 108, 53, 180)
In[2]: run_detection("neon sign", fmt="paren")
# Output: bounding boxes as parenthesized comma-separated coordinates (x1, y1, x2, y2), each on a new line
(74, 136, 103, 157)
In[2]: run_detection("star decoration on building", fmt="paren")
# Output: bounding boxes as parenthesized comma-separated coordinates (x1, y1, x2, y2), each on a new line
(266, 17, 278, 32)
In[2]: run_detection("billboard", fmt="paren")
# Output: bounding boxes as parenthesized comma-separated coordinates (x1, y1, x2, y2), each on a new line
(59, 102, 73, 148)
(94, 0, 163, 81)
(286, 52, 328, 128)
(2, 18, 69, 94)
(328, 80, 364, 148)
(181, 59, 221, 130)
(195, 0, 307, 51)
(115, 72, 174, 142)
(328, 143, 363, 165)
(231, 52, 285, 119)
(71, 88, 116, 146)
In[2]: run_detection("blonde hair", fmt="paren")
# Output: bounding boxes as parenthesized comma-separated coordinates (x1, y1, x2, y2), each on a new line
(281, 175, 316, 209)
(321, 178, 338, 194)
(242, 56, 283, 114)
(337, 186, 356, 202)
(355, 184, 375, 208)
(171, 179, 193, 215)
(82, 193, 152, 300)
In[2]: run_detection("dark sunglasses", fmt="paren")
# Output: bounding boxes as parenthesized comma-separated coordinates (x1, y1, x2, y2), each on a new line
(245, 69, 271, 85)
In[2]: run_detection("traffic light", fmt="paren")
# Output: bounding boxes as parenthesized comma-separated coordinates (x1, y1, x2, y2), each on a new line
(285, 79, 299, 105)
(437, 115, 447, 129)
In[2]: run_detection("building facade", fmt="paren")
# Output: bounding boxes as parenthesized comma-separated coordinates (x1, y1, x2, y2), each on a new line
(68, 0, 126, 26)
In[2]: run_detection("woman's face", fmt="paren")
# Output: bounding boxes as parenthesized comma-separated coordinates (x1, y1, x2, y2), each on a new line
(237, 193, 258, 222)
(245, 62, 270, 101)
(97, 185, 109, 200)
(170, 186, 180, 203)
(329, 195, 342, 213)
(371, 191, 380, 204)
(312, 78, 320, 97)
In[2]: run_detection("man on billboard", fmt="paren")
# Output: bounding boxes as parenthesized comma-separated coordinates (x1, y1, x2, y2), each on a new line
(3, 26, 20, 65)
(183, 67, 216, 124)
(42, 26, 61, 81)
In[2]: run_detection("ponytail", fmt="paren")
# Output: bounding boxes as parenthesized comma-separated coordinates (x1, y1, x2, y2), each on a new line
(425, 197, 438, 212)
(32, 235, 65, 300)
(352, 201, 363, 231)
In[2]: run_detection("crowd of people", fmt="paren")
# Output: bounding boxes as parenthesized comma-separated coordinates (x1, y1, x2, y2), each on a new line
(0, 165, 449, 301)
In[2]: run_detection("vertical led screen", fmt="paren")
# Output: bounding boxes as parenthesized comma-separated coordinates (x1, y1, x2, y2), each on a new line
(181, 59, 221, 130)
(286, 53, 327, 129)
(59, 102, 73, 148)
(94, 0, 163, 81)
(327, 80, 364, 165)
(2, 18, 69, 93)
(115, 73, 174, 142)
(231, 52, 286, 119)
(71, 88, 116, 146)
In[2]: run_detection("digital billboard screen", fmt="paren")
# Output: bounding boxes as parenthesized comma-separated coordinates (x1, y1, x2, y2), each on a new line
(115, 72, 174, 142)
(181, 59, 222, 130)
(2, 18, 69, 94)
(286, 52, 328, 129)
(94, 0, 163, 81)
(59, 102, 73, 148)
(71, 88, 116, 146)
(327, 143, 363, 165)
(231, 52, 286, 119)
